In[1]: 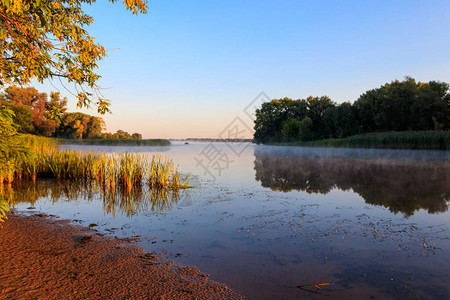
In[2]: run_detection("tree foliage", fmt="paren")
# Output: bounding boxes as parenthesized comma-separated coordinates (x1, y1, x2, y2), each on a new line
(0, 105, 31, 183)
(0, 0, 148, 114)
(254, 77, 450, 143)
(1, 85, 57, 135)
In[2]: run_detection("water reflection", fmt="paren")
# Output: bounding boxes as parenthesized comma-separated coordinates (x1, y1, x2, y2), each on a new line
(2, 179, 182, 217)
(254, 147, 450, 217)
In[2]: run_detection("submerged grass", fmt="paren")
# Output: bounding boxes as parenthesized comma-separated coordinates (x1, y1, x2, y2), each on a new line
(271, 131, 450, 150)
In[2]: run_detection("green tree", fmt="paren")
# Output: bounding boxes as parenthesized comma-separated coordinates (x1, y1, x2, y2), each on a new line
(334, 102, 359, 138)
(0, 0, 148, 114)
(0, 103, 34, 133)
(299, 117, 313, 141)
(306, 96, 335, 139)
(0, 106, 31, 183)
(254, 98, 308, 143)
(281, 118, 301, 141)
(112, 129, 132, 139)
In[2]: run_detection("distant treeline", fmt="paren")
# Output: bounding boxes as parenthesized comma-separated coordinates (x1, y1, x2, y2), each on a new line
(59, 138, 170, 146)
(0, 86, 143, 140)
(254, 77, 450, 144)
(176, 138, 254, 143)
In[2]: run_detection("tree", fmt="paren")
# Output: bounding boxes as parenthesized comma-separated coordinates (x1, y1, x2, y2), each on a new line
(85, 116, 105, 138)
(299, 117, 313, 141)
(0, 106, 31, 183)
(46, 92, 68, 129)
(0, 103, 34, 133)
(306, 96, 335, 139)
(0, 0, 148, 114)
(59, 112, 105, 139)
(281, 118, 301, 141)
(112, 129, 132, 139)
(132, 132, 142, 140)
(2, 85, 56, 135)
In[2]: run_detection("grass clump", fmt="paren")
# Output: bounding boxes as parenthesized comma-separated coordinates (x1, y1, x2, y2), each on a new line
(10, 151, 190, 191)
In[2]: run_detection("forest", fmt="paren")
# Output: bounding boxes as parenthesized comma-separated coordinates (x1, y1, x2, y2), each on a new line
(0, 86, 142, 140)
(253, 77, 450, 143)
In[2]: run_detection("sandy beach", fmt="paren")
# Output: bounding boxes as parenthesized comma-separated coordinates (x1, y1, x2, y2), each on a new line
(0, 210, 243, 300)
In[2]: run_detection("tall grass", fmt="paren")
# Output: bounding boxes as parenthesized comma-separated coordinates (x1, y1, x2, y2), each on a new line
(0, 134, 189, 190)
(273, 131, 450, 150)
(0, 135, 57, 184)
(0, 134, 189, 221)
(12, 151, 190, 191)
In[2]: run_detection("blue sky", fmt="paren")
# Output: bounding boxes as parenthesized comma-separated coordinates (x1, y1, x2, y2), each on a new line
(37, 0, 450, 138)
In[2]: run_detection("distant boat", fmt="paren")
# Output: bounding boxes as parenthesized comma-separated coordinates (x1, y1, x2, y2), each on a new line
(184, 142, 189, 145)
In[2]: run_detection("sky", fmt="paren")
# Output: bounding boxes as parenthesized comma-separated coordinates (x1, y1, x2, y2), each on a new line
(36, 0, 450, 138)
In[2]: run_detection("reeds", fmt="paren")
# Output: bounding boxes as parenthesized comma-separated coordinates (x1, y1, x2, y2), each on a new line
(0, 133, 189, 190)
(0, 134, 57, 185)
(275, 131, 450, 150)
(0, 135, 190, 219)
(14, 151, 190, 191)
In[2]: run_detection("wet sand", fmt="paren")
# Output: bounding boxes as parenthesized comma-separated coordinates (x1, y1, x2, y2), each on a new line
(0, 211, 243, 299)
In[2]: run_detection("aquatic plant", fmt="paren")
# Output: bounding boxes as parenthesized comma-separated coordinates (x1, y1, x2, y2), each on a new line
(13, 150, 190, 192)
(273, 131, 450, 150)
(0, 118, 186, 220)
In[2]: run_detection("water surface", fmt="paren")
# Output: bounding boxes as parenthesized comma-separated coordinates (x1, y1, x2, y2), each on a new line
(9, 143, 450, 299)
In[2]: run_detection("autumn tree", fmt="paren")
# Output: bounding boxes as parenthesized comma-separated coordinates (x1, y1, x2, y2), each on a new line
(1, 85, 56, 135)
(132, 132, 142, 140)
(46, 92, 68, 128)
(59, 112, 105, 139)
(0, 0, 148, 114)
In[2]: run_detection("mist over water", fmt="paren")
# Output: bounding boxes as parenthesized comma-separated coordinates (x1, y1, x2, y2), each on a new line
(254, 146, 450, 217)
(8, 143, 450, 299)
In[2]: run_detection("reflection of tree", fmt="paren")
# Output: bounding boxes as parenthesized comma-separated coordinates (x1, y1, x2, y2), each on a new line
(254, 148, 450, 216)
(2, 179, 181, 217)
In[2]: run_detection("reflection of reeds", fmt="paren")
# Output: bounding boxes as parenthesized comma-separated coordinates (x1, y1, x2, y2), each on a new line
(3, 178, 187, 217)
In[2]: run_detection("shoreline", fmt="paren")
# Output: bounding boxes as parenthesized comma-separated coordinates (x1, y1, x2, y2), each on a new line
(0, 210, 243, 300)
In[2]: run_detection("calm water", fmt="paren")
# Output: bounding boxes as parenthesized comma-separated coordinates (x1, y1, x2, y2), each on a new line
(10, 143, 450, 299)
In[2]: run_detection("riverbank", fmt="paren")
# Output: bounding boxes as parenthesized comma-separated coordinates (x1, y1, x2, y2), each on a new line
(267, 131, 450, 150)
(0, 211, 243, 300)
(58, 138, 171, 146)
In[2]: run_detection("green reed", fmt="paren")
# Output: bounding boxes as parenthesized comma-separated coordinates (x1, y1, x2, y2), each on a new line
(274, 131, 450, 150)
(14, 151, 190, 191)
(0, 134, 57, 185)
